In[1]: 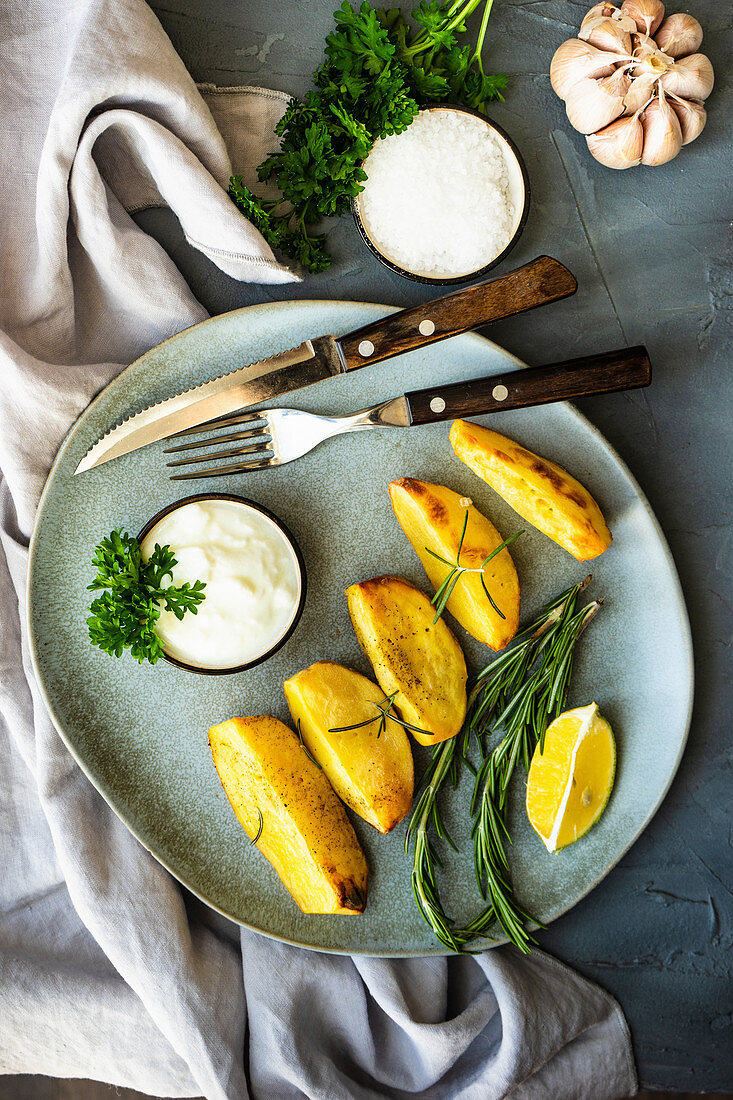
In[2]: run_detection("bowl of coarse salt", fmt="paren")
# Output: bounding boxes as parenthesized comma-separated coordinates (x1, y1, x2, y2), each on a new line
(353, 105, 529, 285)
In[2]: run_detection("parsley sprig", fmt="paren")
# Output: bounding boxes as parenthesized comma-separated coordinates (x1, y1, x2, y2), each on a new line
(86, 529, 206, 665)
(229, 0, 507, 272)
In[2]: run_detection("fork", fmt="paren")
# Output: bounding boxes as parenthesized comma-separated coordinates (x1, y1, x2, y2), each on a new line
(164, 347, 651, 479)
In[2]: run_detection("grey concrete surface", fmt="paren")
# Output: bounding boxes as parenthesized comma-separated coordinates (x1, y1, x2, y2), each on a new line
(127, 0, 732, 1093)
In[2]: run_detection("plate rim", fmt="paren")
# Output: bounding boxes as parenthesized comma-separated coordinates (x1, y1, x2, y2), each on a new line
(27, 298, 694, 956)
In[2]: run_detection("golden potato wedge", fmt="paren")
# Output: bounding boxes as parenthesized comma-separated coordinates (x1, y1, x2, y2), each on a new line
(284, 661, 414, 834)
(209, 715, 368, 914)
(388, 478, 519, 651)
(449, 420, 612, 561)
(346, 575, 467, 746)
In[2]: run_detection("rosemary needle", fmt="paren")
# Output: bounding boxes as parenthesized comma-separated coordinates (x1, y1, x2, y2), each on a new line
(296, 718, 322, 769)
(404, 577, 602, 954)
(250, 809, 264, 846)
(404, 736, 472, 953)
(425, 512, 523, 624)
(329, 691, 430, 740)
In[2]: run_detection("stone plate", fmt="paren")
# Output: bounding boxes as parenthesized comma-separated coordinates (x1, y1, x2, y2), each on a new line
(27, 300, 694, 955)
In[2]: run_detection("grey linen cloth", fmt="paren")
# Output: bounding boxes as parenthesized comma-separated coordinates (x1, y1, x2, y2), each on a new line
(0, 0, 638, 1097)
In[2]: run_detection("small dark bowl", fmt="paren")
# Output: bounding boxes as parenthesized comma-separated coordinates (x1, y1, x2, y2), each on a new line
(137, 493, 307, 676)
(352, 105, 530, 287)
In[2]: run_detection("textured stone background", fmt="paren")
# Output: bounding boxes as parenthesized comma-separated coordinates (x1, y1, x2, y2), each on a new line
(139, 0, 731, 1091)
(11, 0, 731, 1095)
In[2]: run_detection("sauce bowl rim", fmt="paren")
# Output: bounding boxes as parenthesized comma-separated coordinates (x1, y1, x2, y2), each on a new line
(137, 492, 307, 676)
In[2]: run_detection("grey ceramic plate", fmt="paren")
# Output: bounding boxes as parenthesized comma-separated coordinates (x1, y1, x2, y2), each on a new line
(28, 300, 693, 956)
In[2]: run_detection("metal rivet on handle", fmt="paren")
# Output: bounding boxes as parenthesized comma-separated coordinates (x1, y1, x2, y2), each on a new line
(358, 340, 375, 357)
(492, 384, 509, 401)
(419, 319, 435, 336)
(430, 396, 446, 413)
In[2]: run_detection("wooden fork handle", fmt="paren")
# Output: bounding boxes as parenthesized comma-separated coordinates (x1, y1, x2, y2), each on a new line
(404, 347, 652, 425)
(335, 256, 578, 371)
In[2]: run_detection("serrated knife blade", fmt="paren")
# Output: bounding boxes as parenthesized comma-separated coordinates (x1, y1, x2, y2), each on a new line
(74, 256, 578, 475)
(74, 336, 344, 474)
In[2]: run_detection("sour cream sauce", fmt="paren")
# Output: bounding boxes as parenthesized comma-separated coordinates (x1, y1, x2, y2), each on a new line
(140, 499, 302, 670)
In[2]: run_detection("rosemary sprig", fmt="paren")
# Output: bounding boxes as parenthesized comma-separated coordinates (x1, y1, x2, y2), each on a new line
(404, 736, 478, 953)
(296, 718, 322, 769)
(468, 578, 602, 947)
(468, 577, 601, 756)
(405, 577, 602, 954)
(329, 690, 430, 739)
(426, 512, 523, 624)
(250, 809, 264, 846)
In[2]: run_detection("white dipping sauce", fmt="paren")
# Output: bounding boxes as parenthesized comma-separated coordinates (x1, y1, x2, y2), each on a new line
(140, 498, 302, 670)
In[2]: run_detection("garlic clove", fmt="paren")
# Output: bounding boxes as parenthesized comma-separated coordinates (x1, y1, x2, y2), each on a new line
(565, 73, 629, 134)
(582, 1, 637, 32)
(583, 2, 618, 20)
(623, 71, 658, 114)
(659, 53, 714, 101)
(620, 0, 665, 36)
(668, 94, 707, 145)
(631, 32, 659, 61)
(641, 87, 683, 164)
(601, 68, 633, 97)
(580, 15, 632, 55)
(550, 38, 619, 100)
(587, 113, 644, 168)
(654, 13, 703, 59)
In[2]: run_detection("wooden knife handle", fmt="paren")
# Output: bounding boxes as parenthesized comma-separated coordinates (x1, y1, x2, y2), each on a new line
(336, 256, 577, 371)
(404, 347, 652, 425)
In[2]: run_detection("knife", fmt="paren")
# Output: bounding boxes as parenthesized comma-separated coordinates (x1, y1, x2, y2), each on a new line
(74, 255, 577, 474)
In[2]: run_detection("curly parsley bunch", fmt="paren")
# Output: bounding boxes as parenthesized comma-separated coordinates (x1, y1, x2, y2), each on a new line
(230, 0, 507, 273)
(87, 529, 206, 665)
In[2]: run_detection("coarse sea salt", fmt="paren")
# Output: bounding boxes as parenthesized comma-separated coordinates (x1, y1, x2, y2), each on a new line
(357, 108, 516, 279)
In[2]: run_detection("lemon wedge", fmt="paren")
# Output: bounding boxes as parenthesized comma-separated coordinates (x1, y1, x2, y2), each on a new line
(526, 702, 615, 853)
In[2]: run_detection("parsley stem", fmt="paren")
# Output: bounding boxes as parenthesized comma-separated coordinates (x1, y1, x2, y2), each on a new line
(471, 0, 496, 67)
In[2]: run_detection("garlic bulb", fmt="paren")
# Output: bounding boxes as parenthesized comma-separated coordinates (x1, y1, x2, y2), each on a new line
(660, 52, 714, 100)
(641, 87, 682, 164)
(654, 13, 703, 57)
(565, 73, 629, 134)
(668, 94, 707, 145)
(586, 112, 644, 168)
(550, 39, 619, 100)
(579, 15, 632, 54)
(620, 0, 665, 35)
(551, 2, 713, 169)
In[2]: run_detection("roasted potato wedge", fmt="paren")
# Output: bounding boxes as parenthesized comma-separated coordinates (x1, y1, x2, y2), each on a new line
(284, 661, 414, 834)
(209, 715, 368, 914)
(388, 477, 520, 651)
(346, 575, 467, 746)
(449, 420, 612, 562)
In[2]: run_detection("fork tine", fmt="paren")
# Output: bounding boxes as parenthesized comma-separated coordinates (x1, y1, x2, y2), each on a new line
(166, 410, 267, 440)
(170, 456, 277, 480)
(167, 441, 271, 467)
(164, 424, 271, 453)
